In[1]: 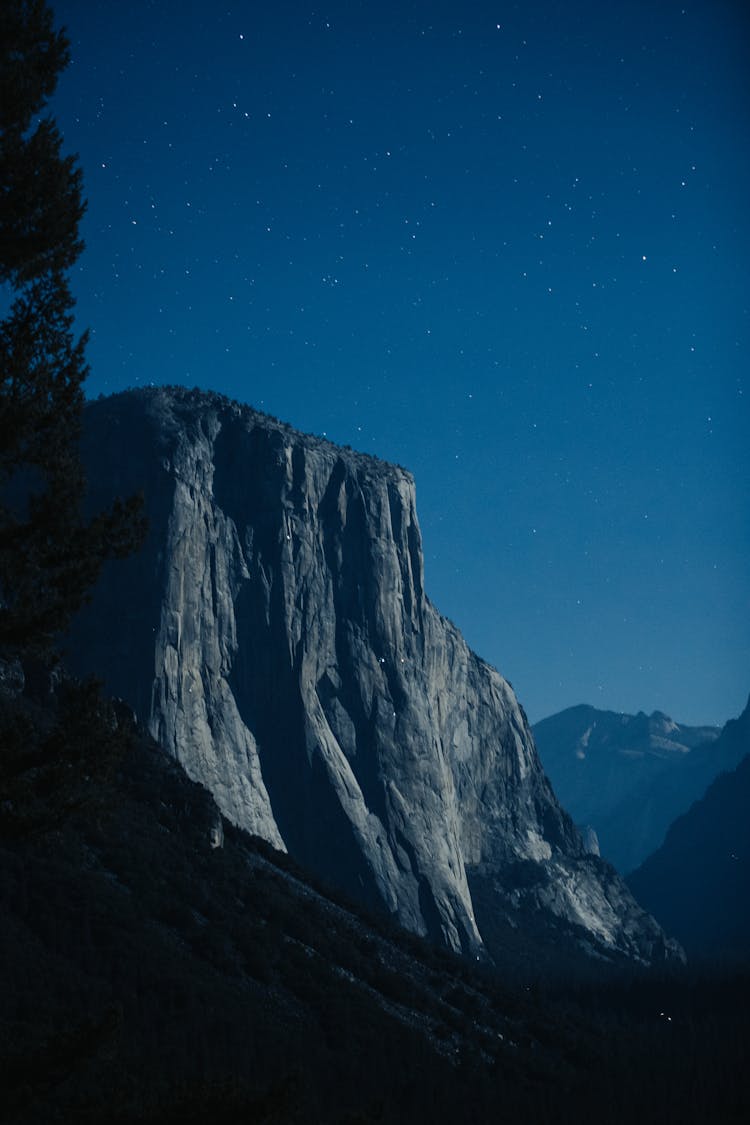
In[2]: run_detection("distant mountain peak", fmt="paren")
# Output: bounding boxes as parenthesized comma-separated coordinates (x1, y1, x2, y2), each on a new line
(533, 702, 738, 873)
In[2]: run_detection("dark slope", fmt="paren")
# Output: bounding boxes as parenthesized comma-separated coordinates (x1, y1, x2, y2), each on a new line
(1, 683, 749, 1125)
(627, 701, 750, 962)
(0, 722, 574, 1124)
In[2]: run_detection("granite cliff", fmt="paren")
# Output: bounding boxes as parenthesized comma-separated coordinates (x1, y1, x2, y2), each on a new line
(69, 387, 680, 965)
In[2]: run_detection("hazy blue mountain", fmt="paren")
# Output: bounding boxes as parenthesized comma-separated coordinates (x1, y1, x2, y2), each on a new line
(531, 705, 740, 872)
(627, 699, 750, 961)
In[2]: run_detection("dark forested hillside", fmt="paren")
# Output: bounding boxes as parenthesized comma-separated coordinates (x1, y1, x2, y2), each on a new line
(627, 751, 750, 962)
(1, 676, 748, 1125)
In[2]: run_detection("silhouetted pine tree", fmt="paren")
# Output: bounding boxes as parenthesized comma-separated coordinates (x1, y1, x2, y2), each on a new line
(0, 0, 143, 658)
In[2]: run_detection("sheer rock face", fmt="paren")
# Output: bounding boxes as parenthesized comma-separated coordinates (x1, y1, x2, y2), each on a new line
(71, 387, 679, 964)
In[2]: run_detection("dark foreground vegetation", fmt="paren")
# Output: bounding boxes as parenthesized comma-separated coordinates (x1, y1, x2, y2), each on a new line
(1, 670, 748, 1125)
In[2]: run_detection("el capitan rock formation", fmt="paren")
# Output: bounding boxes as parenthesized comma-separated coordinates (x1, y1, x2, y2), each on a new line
(68, 387, 680, 965)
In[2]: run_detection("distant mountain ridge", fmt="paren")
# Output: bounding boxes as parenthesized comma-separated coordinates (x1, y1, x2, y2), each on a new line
(627, 698, 750, 961)
(67, 386, 679, 969)
(532, 704, 736, 873)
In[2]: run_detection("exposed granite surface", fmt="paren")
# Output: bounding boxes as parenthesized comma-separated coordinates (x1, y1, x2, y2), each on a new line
(69, 387, 680, 964)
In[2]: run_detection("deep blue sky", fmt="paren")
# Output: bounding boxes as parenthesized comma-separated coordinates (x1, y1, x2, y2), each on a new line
(51, 0, 748, 726)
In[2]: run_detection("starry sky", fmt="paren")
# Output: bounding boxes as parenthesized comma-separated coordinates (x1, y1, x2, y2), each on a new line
(49, 0, 748, 726)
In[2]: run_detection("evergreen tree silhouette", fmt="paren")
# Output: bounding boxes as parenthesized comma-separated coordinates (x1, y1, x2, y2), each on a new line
(0, 0, 143, 659)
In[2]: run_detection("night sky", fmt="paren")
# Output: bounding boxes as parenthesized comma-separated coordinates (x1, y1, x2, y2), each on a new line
(50, 0, 748, 726)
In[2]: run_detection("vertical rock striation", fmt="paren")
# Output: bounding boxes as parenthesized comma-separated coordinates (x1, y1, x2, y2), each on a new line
(70, 387, 680, 964)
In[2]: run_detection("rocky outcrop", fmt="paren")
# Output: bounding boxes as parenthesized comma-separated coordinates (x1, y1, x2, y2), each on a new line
(69, 387, 680, 965)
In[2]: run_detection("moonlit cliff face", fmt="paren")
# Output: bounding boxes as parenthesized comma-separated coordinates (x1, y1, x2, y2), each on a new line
(70, 387, 681, 965)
